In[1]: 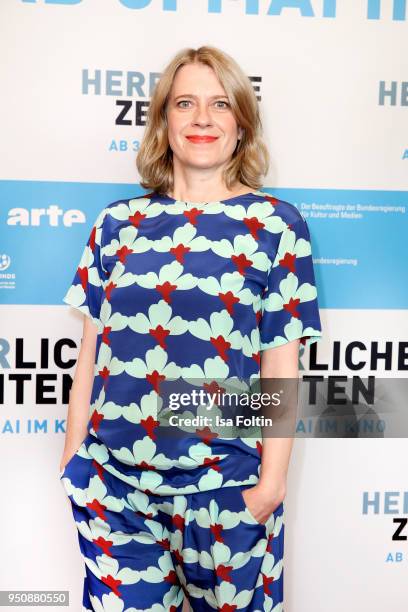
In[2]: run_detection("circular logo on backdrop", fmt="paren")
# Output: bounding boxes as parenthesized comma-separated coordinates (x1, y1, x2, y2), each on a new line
(0, 254, 11, 271)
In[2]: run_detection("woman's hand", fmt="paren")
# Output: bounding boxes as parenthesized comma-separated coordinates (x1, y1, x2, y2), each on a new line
(241, 480, 286, 525)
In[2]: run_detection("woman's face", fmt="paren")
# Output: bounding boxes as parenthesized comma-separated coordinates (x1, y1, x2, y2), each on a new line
(166, 62, 242, 173)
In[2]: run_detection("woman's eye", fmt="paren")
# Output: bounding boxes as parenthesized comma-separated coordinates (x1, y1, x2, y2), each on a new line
(214, 100, 230, 108)
(176, 100, 230, 109)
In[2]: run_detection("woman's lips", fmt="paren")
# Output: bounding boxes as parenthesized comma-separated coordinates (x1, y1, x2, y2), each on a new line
(186, 136, 219, 143)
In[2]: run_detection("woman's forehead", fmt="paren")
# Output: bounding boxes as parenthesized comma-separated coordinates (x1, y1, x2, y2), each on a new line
(170, 63, 226, 95)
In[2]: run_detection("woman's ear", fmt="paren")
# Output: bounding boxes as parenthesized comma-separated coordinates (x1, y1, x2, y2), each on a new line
(238, 127, 244, 140)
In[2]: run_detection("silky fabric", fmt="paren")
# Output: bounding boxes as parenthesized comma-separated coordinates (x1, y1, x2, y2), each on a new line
(60, 437, 284, 611)
(60, 189, 322, 609)
(61, 190, 322, 496)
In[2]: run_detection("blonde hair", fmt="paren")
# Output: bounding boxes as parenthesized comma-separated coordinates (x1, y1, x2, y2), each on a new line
(136, 46, 269, 195)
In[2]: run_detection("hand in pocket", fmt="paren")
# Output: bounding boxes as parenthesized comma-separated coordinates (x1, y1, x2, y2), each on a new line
(241, 484, 285, 525)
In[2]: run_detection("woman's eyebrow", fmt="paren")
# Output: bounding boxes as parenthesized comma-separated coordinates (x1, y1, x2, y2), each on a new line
(174, 94, 229, 100)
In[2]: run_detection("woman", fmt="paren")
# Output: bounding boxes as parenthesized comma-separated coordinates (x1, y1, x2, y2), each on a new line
(59, 46, 322, 611)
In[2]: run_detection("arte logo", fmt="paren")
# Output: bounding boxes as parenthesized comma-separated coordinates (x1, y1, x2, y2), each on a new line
(20, 0, 408, 21)
(7, 206, 87, 226)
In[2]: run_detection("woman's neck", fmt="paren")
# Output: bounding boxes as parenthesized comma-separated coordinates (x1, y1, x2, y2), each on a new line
(167, 182, 251, 203)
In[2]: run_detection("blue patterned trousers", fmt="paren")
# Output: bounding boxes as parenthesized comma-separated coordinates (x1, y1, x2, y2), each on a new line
(59, 433, 284, 611)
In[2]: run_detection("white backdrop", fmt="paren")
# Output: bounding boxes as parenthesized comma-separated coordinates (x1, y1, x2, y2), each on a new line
(1, 1, 407, 611)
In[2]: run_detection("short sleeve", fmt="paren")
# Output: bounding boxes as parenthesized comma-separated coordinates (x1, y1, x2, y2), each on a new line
(62, 208, 108, 328)
(259, 212, 322, 350)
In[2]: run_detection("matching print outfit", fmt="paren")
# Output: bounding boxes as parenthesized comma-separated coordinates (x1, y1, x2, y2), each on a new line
(59, 189, 322, 610)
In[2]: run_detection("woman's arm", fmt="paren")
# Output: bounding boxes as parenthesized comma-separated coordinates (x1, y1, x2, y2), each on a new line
(240, 338, 300, 524)
(257, 338, 299, 498)
(59, 316, 98, 472)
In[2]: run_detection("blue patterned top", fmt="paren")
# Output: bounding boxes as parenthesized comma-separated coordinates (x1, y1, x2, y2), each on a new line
(62, 189, 322, 495)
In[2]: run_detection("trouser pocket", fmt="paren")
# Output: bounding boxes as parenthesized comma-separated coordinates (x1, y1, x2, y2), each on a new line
(59, 432, 92, 479)
(237, 484, 283, 527)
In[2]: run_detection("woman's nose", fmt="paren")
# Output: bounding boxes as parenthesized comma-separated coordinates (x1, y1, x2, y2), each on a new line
(192, 104, 212, 126)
